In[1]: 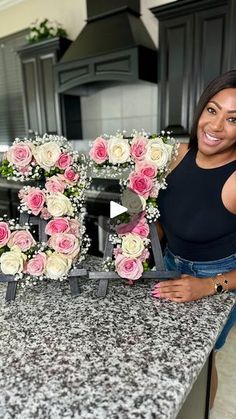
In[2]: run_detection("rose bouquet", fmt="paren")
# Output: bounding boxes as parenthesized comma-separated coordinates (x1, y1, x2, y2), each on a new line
(18, 170, 89, 220)
(0, 218, 36, 278)
(0, 134, 91, 288)
(0, 217, 90, 285)
(22, 216, 90, 285)
(8, 134, 91, 219)
(0, 134, 87, 183)
(15, 162, 90, 283)
(89, 131, 179, 282)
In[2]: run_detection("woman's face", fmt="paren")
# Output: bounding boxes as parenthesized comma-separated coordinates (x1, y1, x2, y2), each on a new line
(197, 88, 236, 156)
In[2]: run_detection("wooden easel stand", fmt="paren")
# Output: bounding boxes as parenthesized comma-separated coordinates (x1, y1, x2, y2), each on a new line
(89, 222, 180, 297)
(1, 213, 87, 301)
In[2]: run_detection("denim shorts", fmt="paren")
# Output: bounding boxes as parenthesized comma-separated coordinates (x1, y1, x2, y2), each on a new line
(164, 247, 236, 350)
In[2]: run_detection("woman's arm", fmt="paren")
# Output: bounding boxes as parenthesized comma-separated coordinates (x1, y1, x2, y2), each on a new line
(156, 221, 165, 241)
(152, 271, 236, 302)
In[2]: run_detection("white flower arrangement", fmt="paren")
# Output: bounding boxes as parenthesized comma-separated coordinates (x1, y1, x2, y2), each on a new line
(0, 134, 87, 183)
(0, 216, 90, 286)
(26, 18, 67, 44)
(89, 130, 179, 282)
(0, 134, 91, 287)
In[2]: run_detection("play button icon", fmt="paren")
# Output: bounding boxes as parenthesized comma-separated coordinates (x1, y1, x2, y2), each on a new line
(93, 188, 145, 253)
(110, 201, 127, 218)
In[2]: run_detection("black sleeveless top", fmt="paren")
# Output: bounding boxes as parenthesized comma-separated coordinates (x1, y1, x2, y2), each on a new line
(158, 147, 236, 261)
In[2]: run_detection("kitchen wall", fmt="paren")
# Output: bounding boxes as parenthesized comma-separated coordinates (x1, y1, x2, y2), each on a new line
(0, 0, 174, 43)
(0, 0, 176, 146)
(0, 0, 86, 40)
(80, 0, 175, 141)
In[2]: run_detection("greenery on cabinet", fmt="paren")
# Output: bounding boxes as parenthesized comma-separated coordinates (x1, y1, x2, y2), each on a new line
(26, 18, 68, 44)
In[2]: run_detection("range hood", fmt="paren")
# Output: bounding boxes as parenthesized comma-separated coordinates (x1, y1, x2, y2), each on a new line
(56, 0, 157, 95)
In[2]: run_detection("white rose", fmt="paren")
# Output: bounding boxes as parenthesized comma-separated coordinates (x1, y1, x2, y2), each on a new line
(121, 233, 145, 258)
(146, 138, 172, 169)
(121, 189, 146, 214)
(108, 137, 130, 164)
(34, 142, 61, 170)
(45, 253, 72, 279)
(165, 143, 173, 160)
(0, 247, 26, 275)
(46, 193, 74, 217)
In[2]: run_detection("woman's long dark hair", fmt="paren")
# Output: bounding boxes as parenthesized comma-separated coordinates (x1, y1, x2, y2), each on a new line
(189, 70, 236, 149)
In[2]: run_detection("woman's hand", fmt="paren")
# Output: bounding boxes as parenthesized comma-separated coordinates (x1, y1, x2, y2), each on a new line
(152, 275, 215, 302)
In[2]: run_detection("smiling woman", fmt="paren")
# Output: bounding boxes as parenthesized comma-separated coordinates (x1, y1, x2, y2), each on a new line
(197, 88, 236, 165)
(153, 69, 236, 407)
(154, 70, 236, 312)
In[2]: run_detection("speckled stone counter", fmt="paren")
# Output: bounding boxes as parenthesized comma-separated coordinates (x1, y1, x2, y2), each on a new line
(0, 257, 235, 419)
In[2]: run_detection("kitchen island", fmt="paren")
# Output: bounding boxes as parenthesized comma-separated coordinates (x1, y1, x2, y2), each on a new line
(0, 257, 235, 419)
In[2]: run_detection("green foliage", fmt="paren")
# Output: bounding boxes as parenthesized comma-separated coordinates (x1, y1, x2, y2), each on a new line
(143, 261, 150, 271)
(0, 246, 8, 256)
(0, 160, 14, 178)
(117, 212, 130, 223)
(44, 167, 63, 177)
(147, 197, 157, 207)
(26, 18, 68, 44)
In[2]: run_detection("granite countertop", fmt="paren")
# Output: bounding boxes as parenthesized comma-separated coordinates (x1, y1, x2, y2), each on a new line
(0, 257, 235, 419)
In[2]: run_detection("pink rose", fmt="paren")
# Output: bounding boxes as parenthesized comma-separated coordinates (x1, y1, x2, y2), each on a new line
(0, 222, 11, 247)
(116, 219, 150, 237)
(132, 219, 150, 238)
(26, 188, 46, 216)
(26, 252, 47, 276)
(129, 172, 153, 199)
(31, 158, 37, 166)
(149, 184, 160, 198)
(18, 189, 26, 201)
(48, 233, 80, 258)
(7, 142, 32, 167)
(63, 167, 79, 184)
(115, 254, 143, 280)
(140, 248, 150, 262)
(18, 188, 29, 204)
(40, 208, 52, 220)
(113, 247, 122, 257)
(135, 162, 158, 178)
(116, 221, 135, 235)
(56, 153, 73, 169)
(45, 218, 70, 235)
(68, 219, 80, 237)
(130, 137, 148, 161)
(8, 230, 36, 251)
(89, 137, 108, 164)
(45, 176, 65, 193)
(19, 166, 31, 175)
(116, 215, 150, 238)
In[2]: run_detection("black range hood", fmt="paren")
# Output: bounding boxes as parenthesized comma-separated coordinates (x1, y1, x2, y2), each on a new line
(56, 0, 157, 95)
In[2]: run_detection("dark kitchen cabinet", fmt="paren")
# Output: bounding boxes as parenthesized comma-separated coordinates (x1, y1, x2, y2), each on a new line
(0, 189, 12, 217)
(151, 0, 236, 136)
(0, 187, 19, 219)
(10, 190, 20, 219)
(17, 37, 82, 139)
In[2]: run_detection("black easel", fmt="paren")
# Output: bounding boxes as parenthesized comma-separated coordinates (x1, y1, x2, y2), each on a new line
(89, 222, 180, 297)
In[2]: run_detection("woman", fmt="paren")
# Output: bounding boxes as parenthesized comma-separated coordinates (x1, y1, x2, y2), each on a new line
(152, 70, 236, 406)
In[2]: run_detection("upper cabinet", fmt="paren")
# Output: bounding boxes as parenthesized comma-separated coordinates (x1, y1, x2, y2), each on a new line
(17, 37, 82, 139)
(151, 0, 236, 136)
